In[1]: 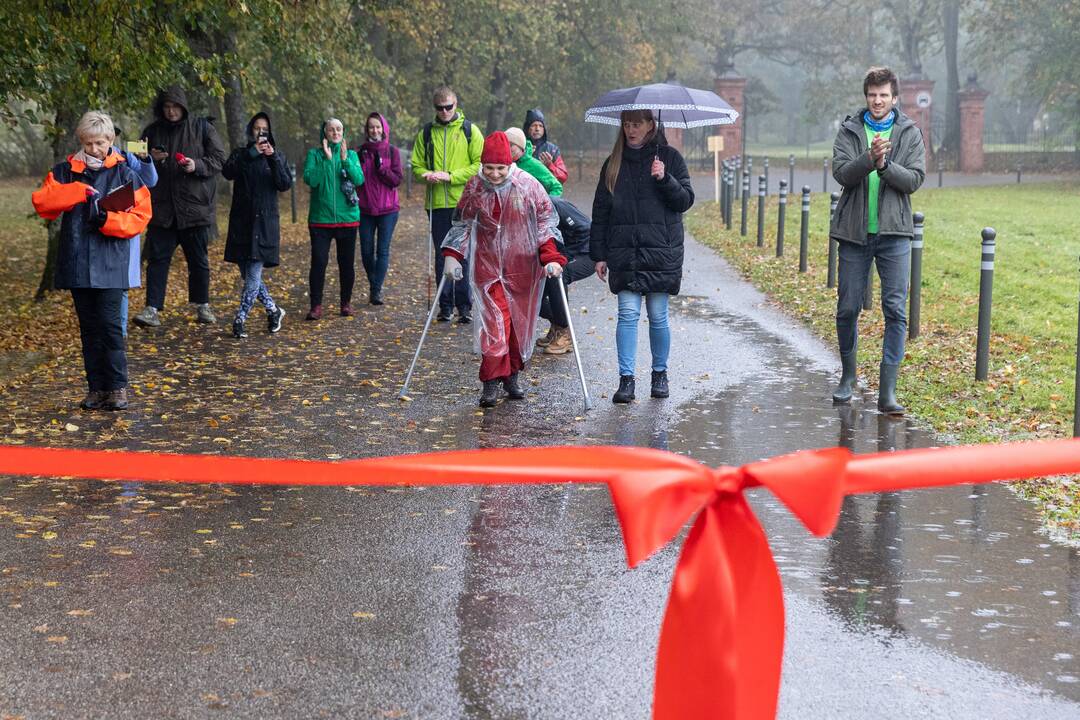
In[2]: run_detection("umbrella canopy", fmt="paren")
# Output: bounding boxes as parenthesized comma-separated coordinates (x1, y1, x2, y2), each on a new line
(584, 82, 739, 129)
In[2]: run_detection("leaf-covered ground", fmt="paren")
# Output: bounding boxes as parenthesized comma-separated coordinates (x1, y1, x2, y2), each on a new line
(686, 182, 1080, 541)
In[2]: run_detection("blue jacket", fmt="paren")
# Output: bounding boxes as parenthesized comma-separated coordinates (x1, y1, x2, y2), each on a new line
(119, 150, 158, 288)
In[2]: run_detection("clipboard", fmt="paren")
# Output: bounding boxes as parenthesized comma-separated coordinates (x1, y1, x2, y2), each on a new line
(99, 182, 135, 213)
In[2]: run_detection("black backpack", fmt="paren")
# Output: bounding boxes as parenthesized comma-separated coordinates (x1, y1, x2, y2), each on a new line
(423, 119, 473, 170)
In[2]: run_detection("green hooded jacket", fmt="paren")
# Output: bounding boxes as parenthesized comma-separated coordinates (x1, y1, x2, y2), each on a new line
(409, 111, 484, 210)
(517, 140, 563, 196)
(304, 121, 365, 225)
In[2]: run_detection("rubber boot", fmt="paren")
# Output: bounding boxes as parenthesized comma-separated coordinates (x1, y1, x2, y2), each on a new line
(877, 363, 905, 415)
(612, 375, 635, 404)
(503, 373, 526, 400)
(832, 351, 858, 404)
(479, 380, 501, 408)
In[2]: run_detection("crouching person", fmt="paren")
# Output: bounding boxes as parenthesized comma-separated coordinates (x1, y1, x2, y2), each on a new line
(32, 110, 152, 410)
(441, 131, 566, 407)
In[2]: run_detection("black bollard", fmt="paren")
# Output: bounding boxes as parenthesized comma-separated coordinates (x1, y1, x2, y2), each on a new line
(404, 148, 413, 198)
(937, 159, 944, 188)
(776, 179, 787, 257)
(799, 185, 811, 272)
(788, 154, 795, 195)
(822, 156, 829, 192)
(726, 164, 735, 229)
(1074, 257, 1080, 437)
(289, 163, 298, 224)
(756, 175, 766, 248)
(763, 157, 770, 197)
(721, 162, 730, 223)
(909, 212, 925, 339)
(741, 170, 750, 237)
(975, 227, 997, 380)
(577, 149, 584, 183)
(1016, 163, 1022, 184)
(827, 192, 840, 288)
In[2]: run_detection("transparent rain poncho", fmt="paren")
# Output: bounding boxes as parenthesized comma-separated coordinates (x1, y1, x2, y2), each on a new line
(442, 165, 562, 363)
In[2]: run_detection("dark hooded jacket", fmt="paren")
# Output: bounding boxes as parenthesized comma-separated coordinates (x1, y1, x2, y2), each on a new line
(524, 108, 568, 183)
(141, 86, 227, 230)
(222, 112, 292, 267)
(356, 113, 402, 216)
(550, 196, 590, 257)
(590, 133, 694, 295)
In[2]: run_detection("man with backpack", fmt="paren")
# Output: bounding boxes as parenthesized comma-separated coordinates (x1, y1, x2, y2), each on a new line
(410, 86, 484, 323)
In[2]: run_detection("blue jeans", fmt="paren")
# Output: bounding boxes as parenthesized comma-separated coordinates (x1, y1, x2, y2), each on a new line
(360, 211, 398, 293)
(836, 234, 910, 365)
(616, 291, 670, 376)
(236, 260, 276, 323)
(120, 291, 128, 338)
(430, 209, 470, 313)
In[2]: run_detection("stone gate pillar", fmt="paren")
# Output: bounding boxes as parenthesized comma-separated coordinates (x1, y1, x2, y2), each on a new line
(900, 75, 935, 166)
(958, 76, 990, 173)
(714, 69, 747, 161)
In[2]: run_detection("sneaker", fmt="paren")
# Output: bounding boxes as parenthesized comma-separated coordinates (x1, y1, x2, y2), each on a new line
(436, 308, 453, 322)
(544, 326, 572, 355)
(612, 375, 635, 404)
(267, 306, 285, 334)
(232, 318, 247, 338)
(536, 324, 556, 348)
(196, 303, 216, 324)
(457, 310, 472, 325)
(305, 304, 323, 321)
(132, 305, 160, 328)
(340, 303, 354, 317)
(80, 390, 106, 410)
(650, 370, 669, 399)
(103, 388, 128, 411)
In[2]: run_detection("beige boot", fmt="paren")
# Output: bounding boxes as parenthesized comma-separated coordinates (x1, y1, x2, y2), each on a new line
(544, 326, 572, 355)
(535, 323, 556, 348)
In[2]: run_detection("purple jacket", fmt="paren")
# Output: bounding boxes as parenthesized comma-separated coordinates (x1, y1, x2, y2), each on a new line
(356, 113, 402, 216)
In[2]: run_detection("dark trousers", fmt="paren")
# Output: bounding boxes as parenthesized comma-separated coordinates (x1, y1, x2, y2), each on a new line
(144, 224, 211, 309)
(359, 211, 399, 294)
(430, 209, 471, 313)
(836, 234, 910, 365)
(71, 288, 127, 391)
(539, 253, 596, 327)
(309, 225, 358, 308)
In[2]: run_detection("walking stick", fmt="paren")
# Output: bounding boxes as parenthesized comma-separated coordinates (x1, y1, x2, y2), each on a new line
(400, 274, 448, 399)
(556, 278, 593, 411)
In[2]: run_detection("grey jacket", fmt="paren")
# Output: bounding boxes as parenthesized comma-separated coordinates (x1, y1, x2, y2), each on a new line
(829, 109, 925, 245)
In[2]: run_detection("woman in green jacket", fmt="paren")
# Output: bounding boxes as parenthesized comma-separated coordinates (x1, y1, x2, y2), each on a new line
(303, 118, 364, 319)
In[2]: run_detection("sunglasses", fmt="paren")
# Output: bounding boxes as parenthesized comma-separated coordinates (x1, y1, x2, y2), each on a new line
(434, 103, 455, 112)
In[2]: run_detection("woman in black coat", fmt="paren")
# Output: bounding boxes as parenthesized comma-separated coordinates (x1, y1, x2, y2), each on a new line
(590, 109, 694, 403)
(222, 112, 292, 338)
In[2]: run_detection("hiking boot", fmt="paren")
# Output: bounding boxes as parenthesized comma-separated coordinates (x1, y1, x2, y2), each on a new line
(103, 388, 128, 411)
(544, 326, 572, 355)
(877, 363, 905, 416)
(832, 351, 858, 404)
(267, 306, 285, 334)
(437, 308, 453, 322)
(340, 303, 354, 317)
(457, 310, 472, 325)
(536, 324, 556, 348)
(503, 373, 526, 400)
(232, 318, 247, 338)
(196, 303, 216, 324)
(612, 375, 635, 404)
(369, 288, 384, 306)
(479, 379, 501, 407)
(132, 305, 160, 328)
(305, 304, 323, 321)
(650, 370, 669, 399)
(80, 390, 106, 411)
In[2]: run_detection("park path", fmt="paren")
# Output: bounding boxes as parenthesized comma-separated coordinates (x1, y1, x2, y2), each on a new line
(0, 177, 1076, 718)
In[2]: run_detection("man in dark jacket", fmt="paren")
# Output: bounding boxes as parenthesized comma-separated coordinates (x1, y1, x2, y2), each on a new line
(133, 86, 227, 328)
(829, 66, 925, 415)
(537, 196, 595, 355)
(524, 108, 568, 184)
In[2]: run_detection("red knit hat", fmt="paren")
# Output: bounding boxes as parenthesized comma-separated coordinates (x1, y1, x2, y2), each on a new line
(481, 131, 512, 165)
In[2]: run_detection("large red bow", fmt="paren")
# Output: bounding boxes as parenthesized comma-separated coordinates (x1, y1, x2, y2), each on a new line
(1, 439, 1078, 719)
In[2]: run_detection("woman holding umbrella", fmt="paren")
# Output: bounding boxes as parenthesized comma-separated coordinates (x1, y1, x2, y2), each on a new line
(590, 109, 694, 403)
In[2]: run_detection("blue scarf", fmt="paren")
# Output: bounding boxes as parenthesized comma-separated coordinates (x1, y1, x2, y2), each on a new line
(863, 109, 896, 133)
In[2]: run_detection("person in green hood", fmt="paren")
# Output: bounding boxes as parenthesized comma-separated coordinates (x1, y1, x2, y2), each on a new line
(303, 117, 364, 320)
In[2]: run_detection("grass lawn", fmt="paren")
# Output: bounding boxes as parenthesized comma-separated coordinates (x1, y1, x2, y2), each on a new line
(686, 181, 1080, 540)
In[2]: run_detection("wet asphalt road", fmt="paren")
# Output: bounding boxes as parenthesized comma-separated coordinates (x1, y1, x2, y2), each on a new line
(1, 179, 1078, 719)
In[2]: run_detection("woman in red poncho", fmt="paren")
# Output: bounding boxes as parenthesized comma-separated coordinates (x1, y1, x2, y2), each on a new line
(441, 131, 567, 407)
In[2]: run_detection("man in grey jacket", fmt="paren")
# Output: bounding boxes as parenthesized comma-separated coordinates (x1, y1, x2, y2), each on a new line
(829, 66, 925, 415)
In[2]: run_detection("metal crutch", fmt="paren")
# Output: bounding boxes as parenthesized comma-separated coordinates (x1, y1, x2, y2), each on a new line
(556, 277, 593, 411)
(400, 275, 448, 399)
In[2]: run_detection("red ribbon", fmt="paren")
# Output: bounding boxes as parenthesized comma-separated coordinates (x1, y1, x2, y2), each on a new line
(1, 439, 1078, 719)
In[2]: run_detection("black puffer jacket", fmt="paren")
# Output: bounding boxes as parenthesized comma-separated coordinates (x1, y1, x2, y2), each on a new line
(222, 112, 292, 267)
(590, 138, 693, 294)
(550, 196, 590, 256)
(141, 86, 226, 230)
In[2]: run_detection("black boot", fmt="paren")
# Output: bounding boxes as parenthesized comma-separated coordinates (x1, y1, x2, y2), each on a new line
(369, 286, 384, 305)
(650, 370, 669, 398)
(612, 375, 635, 404)
(479, 379, 501, 407)
(877, 363, 905, 415)
(503, 373, 525, 400)
(832, 351, 857, 403)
